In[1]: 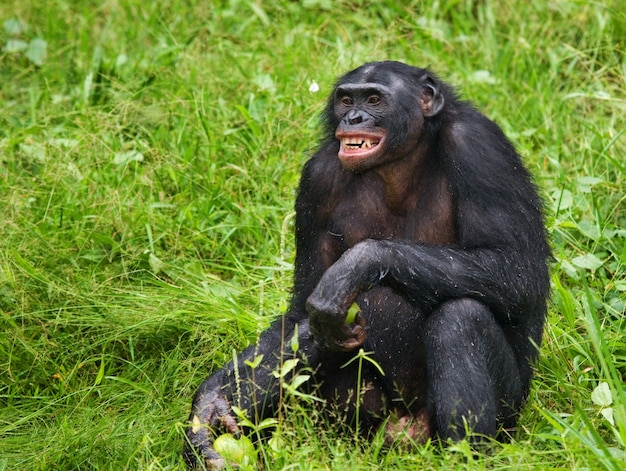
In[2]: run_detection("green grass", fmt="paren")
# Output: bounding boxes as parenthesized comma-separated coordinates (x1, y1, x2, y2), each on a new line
(1, 0, 625, 469)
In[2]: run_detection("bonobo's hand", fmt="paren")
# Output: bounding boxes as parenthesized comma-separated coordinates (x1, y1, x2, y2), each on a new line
(183, 389, 240, 470)
(306, 242, 381, 351)
(307, 290, 368, 351)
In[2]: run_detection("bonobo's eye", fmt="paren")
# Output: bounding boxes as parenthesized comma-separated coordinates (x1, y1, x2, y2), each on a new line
(367, 95, 381, 105)
(340, 96, 354, 106)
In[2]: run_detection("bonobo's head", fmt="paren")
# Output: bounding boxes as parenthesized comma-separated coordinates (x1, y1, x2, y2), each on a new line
(324, 61, 447, 172)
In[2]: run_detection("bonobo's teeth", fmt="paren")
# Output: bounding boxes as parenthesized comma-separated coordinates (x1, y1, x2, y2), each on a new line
(342, 137, 380, 149)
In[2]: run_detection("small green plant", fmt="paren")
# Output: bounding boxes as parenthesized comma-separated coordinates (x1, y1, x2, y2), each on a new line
(341, 348, 386, 440)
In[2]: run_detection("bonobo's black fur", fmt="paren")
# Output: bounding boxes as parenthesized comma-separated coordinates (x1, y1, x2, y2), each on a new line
(183, 61, 550, 468)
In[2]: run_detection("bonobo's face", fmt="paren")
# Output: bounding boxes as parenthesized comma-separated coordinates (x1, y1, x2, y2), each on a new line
(331, 62, 444, 172)
(333, 81, 391, 172)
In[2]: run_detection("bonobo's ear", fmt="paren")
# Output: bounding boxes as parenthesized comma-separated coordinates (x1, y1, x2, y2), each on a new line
(419, 74, 445, 117)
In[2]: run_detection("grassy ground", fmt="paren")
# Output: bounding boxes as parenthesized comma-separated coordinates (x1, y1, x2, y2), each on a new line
(1, 0, 625, 469)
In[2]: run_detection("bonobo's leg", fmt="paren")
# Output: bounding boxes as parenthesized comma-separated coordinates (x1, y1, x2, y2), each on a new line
(358, 287, 430, 443)
(183, 316, 319, 468)
(357, 288, 428, 400)
(424, 298, 523, 440)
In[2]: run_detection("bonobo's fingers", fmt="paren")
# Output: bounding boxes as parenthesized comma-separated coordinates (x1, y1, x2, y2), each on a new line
(340, 311, 368, 350)
(307, 296, 368, 351)
(183, 388, 240, 469)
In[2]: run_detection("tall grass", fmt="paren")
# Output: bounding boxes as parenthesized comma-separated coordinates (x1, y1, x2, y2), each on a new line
(1, 0, 624, 469)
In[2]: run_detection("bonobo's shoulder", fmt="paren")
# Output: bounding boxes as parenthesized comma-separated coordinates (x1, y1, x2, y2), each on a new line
(300, 140, 346, 189)
(442, 102, 515, 151)
(307, 139, 342, 167)
(444, 101, 494, 130)
(296, 140, 346, 218)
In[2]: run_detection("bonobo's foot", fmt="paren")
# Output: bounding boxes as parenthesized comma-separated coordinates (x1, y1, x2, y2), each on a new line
(383, 408, 431, 449)
(183, 390, 239, 469)
(307, 299, 368, 351)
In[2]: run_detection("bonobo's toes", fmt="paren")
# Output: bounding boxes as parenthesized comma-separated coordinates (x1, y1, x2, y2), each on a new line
(383, 408, 431, 449)
(183, 393, 240, 469)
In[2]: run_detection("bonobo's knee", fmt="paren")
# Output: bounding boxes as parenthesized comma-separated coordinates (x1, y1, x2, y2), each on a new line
(426, 298, 496, 343)
(425, 298, 518, 377)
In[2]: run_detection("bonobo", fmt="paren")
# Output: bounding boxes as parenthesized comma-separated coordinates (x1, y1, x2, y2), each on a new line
(183, 61, 550, 468)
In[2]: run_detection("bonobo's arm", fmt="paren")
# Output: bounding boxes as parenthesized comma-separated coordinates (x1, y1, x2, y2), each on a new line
(307, 239, 549, 351)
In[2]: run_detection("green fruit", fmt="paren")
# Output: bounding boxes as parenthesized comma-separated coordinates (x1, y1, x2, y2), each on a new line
(213, 433, 257, 466)
(346, 302, 361, 324)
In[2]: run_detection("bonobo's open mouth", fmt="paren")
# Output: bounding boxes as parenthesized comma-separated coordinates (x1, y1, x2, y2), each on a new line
(336, 132, 386, 167)
(342, 136, 381, 151)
